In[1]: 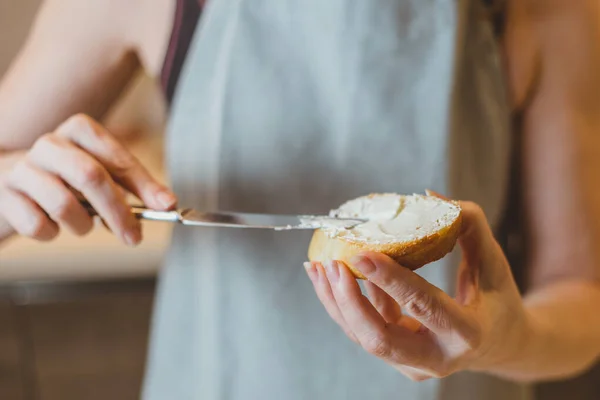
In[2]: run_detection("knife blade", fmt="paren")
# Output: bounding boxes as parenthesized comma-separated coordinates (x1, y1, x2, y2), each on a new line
(82, 202, 366, 230)
(178, 209, 365, 230)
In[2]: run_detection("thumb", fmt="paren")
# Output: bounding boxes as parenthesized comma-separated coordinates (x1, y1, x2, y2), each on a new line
(458, 201, 517, 292)
(426, 191, 508, 288)
(456, 201, 498, 266)
(425, 190, 496, 265)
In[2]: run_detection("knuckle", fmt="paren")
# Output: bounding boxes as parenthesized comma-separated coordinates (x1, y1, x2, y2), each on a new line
(404, 289, 431, 315)
(58, 114, 97, 138)
(76, 163, 106, 189)
(64, 113, 91, 130)
(6, 161, 27, 186)
(386, 279, 412, 299)
(111, 152, 136, 175)
(405, 291, 449, 329)
(362, 331, 392, 358)
(31, 133, 57, 154)
(49, 194, 78, 220)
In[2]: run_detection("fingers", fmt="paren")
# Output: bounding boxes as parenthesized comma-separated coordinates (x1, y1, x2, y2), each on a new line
(323, 261, 389, 348)
(7, 161, 93, 236)
(308, 260, 445, 370)
(304, 262, 358, 343)
(28, 134, 140, 245)
(364, 281, 423, 332)
(0, 188, 58, 241)
(352, 252, 475, 338)
(456, 201, 497, 264)
(427, 190, 511, 290)
(308, 261, 422, 340)
(55, 115, 176, 210)
(326, 261, 442, 367)
(364, 281, 403, 324)
(1, 114, 176, 245)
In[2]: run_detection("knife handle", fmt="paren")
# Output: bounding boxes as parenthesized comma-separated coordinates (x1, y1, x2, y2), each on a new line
(80, 201, 181, 223)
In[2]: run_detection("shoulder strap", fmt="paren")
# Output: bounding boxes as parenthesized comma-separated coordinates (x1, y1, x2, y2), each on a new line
(161, 0, 204, 107)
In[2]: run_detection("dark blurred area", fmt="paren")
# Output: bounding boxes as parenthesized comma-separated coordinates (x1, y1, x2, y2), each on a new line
(0, 2, 599, 400)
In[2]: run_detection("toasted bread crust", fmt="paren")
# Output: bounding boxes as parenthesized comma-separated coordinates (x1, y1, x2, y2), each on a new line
(307, 198, 462, 279)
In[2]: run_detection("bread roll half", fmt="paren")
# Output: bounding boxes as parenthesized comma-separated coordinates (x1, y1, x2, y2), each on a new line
(308, 193, 462, 279)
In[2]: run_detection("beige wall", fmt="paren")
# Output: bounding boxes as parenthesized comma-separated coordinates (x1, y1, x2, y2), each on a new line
(0, 0, 167, 134)
(0, 0, 42, 75)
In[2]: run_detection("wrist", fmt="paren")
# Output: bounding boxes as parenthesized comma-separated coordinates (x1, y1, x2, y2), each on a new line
(470, 307, 536, 375)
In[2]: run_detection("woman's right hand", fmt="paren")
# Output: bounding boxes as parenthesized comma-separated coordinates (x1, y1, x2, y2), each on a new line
(0, 114, 176, 246)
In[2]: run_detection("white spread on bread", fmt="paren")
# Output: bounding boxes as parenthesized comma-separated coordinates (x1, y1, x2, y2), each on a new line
(322, 193, 461, 244)
(297, 216, 361, 230)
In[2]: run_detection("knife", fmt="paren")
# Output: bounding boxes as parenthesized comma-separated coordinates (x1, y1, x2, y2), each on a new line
(82, 203, 366, 230)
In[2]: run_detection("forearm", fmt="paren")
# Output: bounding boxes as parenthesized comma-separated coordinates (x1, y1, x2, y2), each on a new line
(485, 279, 600, 382)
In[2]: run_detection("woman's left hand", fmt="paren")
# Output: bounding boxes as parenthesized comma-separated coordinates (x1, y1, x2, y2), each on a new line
(304, 200, 530, 381)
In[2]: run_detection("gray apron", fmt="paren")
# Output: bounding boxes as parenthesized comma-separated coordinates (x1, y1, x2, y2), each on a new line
(143, 0, 532, 399)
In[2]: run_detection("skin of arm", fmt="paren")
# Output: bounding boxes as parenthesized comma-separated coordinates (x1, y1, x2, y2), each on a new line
(0, 0, 140, 151)
(486, 0, 600, 381)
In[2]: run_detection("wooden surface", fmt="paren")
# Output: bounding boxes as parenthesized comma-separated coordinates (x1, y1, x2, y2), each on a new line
(27, 292, 153, 400)
(0, 301, 26, 400)
(0, 279, 154, 400)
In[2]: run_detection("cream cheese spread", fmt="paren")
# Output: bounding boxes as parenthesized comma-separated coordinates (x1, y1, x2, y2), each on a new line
(323, 193, 461, 244)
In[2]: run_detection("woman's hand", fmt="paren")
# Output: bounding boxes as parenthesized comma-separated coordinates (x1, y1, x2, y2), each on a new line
(0, 114, 176, 245)
(304, 200, 530, 381)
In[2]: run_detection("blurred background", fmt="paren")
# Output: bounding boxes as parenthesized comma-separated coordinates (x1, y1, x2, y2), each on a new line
(0, 1, 599, 400)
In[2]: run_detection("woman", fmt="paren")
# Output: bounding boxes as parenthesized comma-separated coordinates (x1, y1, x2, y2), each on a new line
(1, 0, 600, 399)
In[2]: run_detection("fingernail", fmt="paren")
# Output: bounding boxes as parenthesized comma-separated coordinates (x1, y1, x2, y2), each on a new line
(124, 232, 138, 247)
(156, 191, 176, 210)
(325, 261, 340, 283)
(351, 255, 376, 275)
(124, 226, 141, 247)
(304, 262, 317, 282)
